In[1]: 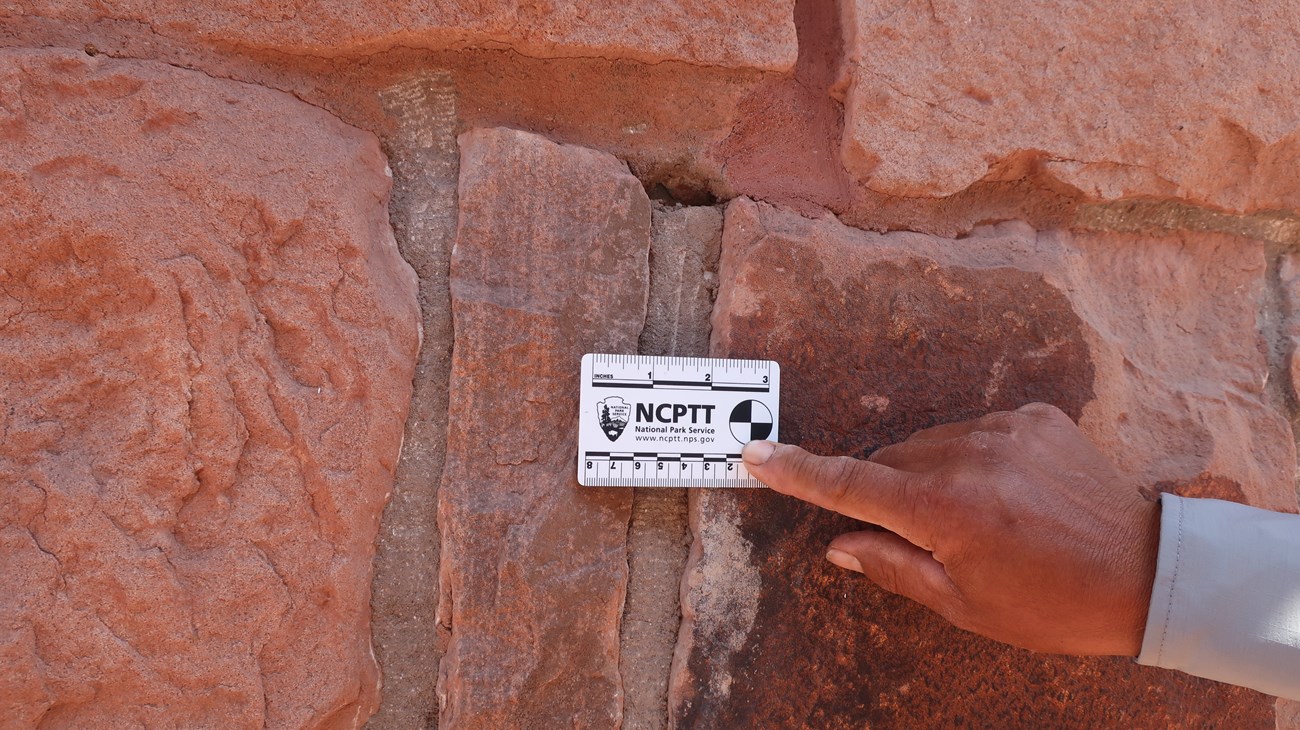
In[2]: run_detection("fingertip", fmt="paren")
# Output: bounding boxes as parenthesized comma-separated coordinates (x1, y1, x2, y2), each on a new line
(830, 530, 954, 610)
(742, 439, 776, 466)
(826, 547, 863, 573)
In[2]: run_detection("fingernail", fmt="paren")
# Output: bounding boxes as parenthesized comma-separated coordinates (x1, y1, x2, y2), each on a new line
(826, 548, 863, 573)
(742, 440, 776, 465)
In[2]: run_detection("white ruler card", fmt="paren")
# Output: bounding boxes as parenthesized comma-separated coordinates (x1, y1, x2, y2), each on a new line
(578, 354, 780, 488)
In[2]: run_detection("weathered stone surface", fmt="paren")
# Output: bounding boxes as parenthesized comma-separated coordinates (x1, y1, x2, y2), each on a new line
(1280, 699, 1300, 730)
(838, 0, 1300, 207)
(437, 127, 649, 727)
(0, 48, 419, 727)
(671, 198, 1293, 727)
(367, 72, 459, 730)
(1065, 231, 1293, 513)
(3, 1, 796, 70)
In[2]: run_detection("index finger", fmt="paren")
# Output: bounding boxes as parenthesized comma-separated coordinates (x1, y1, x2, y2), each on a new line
(742, 441, 926, 540)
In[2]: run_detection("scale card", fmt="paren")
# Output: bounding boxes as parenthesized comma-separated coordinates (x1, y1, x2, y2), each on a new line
(578, 354, 780, 488)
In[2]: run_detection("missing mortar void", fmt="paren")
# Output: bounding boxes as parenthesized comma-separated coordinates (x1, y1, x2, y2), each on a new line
(644, 179, 718, 207)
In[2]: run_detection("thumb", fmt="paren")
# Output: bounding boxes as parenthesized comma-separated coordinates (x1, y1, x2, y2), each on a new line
(828, 530, 959, 617)
(742, 440, 918, 537)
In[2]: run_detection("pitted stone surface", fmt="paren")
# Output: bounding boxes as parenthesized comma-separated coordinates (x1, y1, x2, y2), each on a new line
(436, 127, 649, 728)
(670, 198, 1290, 728)
(3, 0, 796, 70)
(0, 49, 419, 727)
(838, 0, 1300, 208)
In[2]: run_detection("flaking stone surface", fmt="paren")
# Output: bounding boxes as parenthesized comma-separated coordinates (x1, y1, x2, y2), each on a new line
(3, 0, 797, 70)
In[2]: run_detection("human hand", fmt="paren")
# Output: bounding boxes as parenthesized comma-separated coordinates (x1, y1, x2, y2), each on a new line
(742, 403, 1160, 656)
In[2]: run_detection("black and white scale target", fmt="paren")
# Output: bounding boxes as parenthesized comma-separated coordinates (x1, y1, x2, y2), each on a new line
(728, 399, 773, 443)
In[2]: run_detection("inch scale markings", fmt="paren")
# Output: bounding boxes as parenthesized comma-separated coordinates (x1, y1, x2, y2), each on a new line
(578, 354, 780, 488)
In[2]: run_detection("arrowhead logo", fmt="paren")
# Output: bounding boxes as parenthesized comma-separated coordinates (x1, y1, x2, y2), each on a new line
(597, 396, 631, 442)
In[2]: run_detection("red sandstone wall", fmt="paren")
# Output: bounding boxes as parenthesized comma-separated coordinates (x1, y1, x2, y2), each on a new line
(2, 1, 1299, 728)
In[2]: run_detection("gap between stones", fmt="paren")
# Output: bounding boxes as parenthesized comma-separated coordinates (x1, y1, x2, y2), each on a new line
(1262, 248, 1300, 513)
(1076, 199, 1300, 247)
(366, 71, 459, 730)
(619, 199, 724, 730)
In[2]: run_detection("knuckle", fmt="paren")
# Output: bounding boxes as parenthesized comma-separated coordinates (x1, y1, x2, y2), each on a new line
(787, 448, 824, 487)
(953, 430, 1008, 461)
(875, 559, 907, 596)
(868, 443, 902, 465)
(977, 410, 1017, 432)
(1018, 401, 1068, 422)
(911, 473, 950, 518)
(819, 456, 862, 505)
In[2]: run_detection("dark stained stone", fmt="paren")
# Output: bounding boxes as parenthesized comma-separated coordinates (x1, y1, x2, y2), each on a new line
(671, 198, 1284, 729)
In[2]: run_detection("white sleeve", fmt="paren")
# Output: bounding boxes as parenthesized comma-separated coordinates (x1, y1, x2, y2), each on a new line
(1136, 494, 1300, 700)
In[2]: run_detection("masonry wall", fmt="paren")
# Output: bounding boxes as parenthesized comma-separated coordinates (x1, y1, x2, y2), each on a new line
(2, 1, 1299, 728)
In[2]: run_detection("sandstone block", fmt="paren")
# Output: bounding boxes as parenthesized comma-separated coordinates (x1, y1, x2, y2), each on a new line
(437, 127, 649, 728)
(0, 49, 420, 727)
(838, 0, 1300, 208)
(4, 1, 796, 70)
(671, 198, 1293, 727)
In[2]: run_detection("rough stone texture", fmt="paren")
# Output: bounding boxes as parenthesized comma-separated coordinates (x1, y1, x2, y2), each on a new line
(671, 198, 1293, 728)
(436, 127, 649, 728)
(619, 203, 722, 730)
(838, 0, 1300, 207)
(1280, 700, 1300, 729)
(0, 48, 419, 727)
(366, 72, 459, 730)
(2, 1, 797, 70)
(0, 37, 774, 226)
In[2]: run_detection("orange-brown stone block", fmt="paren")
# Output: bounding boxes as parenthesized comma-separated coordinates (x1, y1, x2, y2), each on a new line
(0, 49, 420, 727)
(3, 0, 797, 70)
(838, 0, 1300, 208)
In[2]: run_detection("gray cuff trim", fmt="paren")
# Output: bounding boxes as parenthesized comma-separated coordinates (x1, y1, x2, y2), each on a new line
(1137, 493, 1183, 667)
